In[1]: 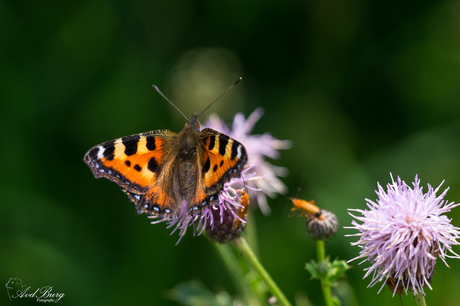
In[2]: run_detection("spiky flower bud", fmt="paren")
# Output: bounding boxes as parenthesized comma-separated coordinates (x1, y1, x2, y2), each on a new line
(291, 198, 338, 241)
(206, 192, 249, 243)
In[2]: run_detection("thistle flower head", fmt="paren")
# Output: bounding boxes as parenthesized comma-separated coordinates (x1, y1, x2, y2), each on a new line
(290, 198, 338, 241)
(204, 108, 291, 214)
(205, 190, 250, 243)
(346, 174, 460, 296)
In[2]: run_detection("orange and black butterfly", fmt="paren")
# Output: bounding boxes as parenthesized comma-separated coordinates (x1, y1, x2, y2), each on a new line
(84, 80, 247, 220)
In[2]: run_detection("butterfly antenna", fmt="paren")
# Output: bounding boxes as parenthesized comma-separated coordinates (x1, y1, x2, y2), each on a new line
(295, 174, 306, 199)
(197, 77, 242, 118)
(152, 84, 188, 121)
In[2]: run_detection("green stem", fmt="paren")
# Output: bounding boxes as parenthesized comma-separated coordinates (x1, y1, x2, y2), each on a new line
(316, 240, 326, 261)
(245, 212, 260, 257)
(316, 240, 333, 306)
(234, 236, 293, 306)
(213, 243, 253, 301)
(414, 291, 426, 306)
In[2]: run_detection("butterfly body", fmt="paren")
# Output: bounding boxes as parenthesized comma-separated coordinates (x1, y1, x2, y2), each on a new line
(84, 114, 247, 219)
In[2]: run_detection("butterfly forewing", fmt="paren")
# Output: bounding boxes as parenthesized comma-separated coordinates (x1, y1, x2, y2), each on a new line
(200, 128, 247, 194)
(84, 130, 175, 195)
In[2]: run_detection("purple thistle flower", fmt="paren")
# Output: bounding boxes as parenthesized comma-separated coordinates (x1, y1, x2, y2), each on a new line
(346, 174, 460, 296)
(204, 107, 291, 214)
(205, 188, 250, 243)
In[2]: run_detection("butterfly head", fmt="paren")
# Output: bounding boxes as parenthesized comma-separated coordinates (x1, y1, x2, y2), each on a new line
(186, 113, 201, 131)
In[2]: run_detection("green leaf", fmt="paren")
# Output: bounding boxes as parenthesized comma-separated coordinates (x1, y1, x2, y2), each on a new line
(305, 257, 350, 286)
(327, 260, 351, 284)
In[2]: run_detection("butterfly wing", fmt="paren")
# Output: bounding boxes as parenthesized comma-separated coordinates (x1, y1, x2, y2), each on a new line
(84, 130, 181, 216)
(188, 128, 248, 210)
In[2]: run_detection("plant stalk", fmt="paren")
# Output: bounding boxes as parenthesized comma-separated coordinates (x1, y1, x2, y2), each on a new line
(234, 236, 292, 306)
(316, 240, 333, 306)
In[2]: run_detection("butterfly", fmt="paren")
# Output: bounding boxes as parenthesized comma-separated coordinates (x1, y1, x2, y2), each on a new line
(84, 81, 248, 220)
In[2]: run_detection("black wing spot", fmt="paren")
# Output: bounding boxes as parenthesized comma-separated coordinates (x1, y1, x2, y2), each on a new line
(146, 136, 156, 151)
(148, 157, 159, 173)
(88, 147, 99, 160)
(219, 160, 224, 167)
(125, 160, 131, 167)
(213, 164, 218, 172)
(122, 135, 140, 156)
(208, 135, 216, 151)
(134, 164, 142, 172)
(203, 158, 211, 173)
(218, 134, 229, 156)
(103, 141, 115, 161)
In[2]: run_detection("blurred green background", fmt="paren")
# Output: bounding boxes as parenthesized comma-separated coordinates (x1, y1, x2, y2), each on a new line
(2, 0, 460, 305)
